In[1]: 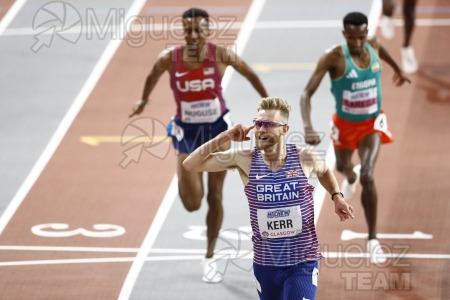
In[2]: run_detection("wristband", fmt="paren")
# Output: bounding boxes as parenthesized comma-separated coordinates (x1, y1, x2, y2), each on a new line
(331, 192, 344, 201)
(137, 99, 148, 106)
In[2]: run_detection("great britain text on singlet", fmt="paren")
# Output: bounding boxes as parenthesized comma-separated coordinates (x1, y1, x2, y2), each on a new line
(255, 182, 300, 202)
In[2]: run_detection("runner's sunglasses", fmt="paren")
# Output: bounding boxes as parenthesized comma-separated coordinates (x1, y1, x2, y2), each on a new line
(253, 119, 287, 129)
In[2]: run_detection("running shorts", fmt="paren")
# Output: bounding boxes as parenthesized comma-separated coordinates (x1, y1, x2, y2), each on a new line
(331, 112, 394, 150)
(253, 260, 319, 300)
(167, 110, 232, 154)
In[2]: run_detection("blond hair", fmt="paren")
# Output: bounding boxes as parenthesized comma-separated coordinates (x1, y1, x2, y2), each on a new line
(257, 97, 291, 119)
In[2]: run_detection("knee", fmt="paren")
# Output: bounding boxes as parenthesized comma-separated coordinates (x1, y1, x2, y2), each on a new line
(336, 161, 350, 174)
(360, 171, 375, 187)
(179, 193, 202, 212)
(181, 200, 201, 212)
(206, 190, 223, 210)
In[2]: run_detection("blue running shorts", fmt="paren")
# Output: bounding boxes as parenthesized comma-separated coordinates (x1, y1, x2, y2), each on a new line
(253, 260, 319, 300)
(167, 111, 232, 154)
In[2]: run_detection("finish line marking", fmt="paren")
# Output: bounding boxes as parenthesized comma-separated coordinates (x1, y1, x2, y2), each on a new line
(1, 249, 449, 267)
(4, 18, 450, 36)
(341, 230, 434, 241)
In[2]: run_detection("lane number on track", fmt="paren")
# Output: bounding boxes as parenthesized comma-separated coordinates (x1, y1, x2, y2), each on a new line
(31, 223, 126, 238)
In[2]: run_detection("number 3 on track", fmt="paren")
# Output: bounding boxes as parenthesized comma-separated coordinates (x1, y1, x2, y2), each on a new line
(31, 223, 126, 238)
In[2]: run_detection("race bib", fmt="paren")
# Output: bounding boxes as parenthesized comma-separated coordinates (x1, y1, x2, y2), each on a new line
(342, 88, 378, 115)
(330, 120, 340, 143)
(374, 113, 388, 133)
(180, 98, 221, 123)
(312, 267, 319, 287)
(167, 119, 184, 141)
(257, 205, 302, 239)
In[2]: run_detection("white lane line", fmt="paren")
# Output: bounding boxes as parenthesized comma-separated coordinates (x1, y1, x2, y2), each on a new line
(255, 18, 450, 28)
(0, 0, 27, 36)
(0, 257, 136, 267)
(0, 245, 140, 253)
(0, 246, 239, 254)
(368, 0, 383, 37)
(323, 252, 450, 259)
(118, 175, 178, 300)
(341, 230, 434, 241)
(0, 255, 208, 267)
(221, 0, 266, 87)
(4, 18, 450, 36)
(0, 246, 230, 254)
(118, 1, 267, 298)
(2, 251, 449, 267)
(0, 0, 148, 236)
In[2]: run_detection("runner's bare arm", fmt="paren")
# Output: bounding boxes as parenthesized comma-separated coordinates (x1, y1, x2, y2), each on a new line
(129, 49, 172, 117)
(183, 124, 255, 173)
(300, 51, 334, 145)
(298, 146, 354, 221)
(218, 46, 268, 98)
(368, 38, 411, 87)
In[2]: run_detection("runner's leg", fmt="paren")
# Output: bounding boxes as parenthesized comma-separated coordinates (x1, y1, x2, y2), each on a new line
(357, 133, 381, 240)
(204, 140, 230, 258)
(403, 0, 417, 47)
(335, 149, 357, 184)
(283, 261, 319, 299)
(381, 0, 397, 39)
(383, 0, 396, 16)
(177, 153, 204, 211)
(205, 170, 227, 258)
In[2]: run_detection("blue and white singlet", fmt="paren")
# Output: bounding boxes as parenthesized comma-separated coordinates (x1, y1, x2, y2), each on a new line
(244, 144, 323, 266)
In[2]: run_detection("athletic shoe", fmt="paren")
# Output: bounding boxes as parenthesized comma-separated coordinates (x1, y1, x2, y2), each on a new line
(202, 257, 222, 283)
(340, 164, 361, 201)
(367, 239, 387, 265)
(401, 46, 418, 74)
(380, 16, 394, 39)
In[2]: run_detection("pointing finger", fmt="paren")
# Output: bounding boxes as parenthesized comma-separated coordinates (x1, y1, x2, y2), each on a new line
(245, 124, 255, 133)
